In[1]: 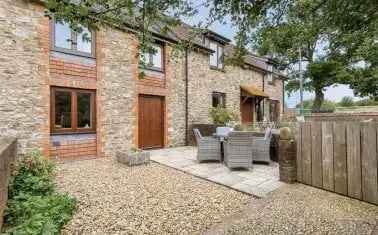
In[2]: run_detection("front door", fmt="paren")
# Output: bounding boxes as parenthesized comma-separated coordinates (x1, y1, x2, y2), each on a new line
(241, 96, 254, 124)
(138, 95, 165, 149)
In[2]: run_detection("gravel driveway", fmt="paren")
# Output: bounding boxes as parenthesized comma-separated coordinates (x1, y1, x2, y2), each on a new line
(56, 157, 378, 235)
(56, 157, 251, 234)
(205, 184, 378, 235)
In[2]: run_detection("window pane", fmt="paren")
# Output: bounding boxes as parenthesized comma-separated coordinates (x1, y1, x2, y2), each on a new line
(55, 22, 72, 49)
(77, 27, 92, 54)
(212, 95, 219, 107)
(55, 91, 71, 129)
(152, 45, 162, 69)
(218, 46, 224, 68)
(77, 93, 92, 128)
(209, 42, 218, 66)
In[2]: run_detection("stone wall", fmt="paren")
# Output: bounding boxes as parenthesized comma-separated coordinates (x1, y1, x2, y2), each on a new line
(0, 138, 17, 231)
(97, 26, 139, 157)
(187, 50, 284, 125)
(304, 112, 378, 122)
(0, 0, 50, 156)
(165, 48, 186, 146)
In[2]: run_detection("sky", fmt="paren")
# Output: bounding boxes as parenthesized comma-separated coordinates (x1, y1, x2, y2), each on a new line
(181, 2, 360, 108)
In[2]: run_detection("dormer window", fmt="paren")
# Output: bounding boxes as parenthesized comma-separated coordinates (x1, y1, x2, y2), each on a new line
(209, 41, 224, 70)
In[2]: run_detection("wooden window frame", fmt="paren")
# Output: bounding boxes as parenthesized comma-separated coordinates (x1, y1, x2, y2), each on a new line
(209, 40, 225, 70)
(51, 87, 96, 134)
(212, 92, 226, 108)
(50, 19, 96, 58)
(139, 43, 165, 73)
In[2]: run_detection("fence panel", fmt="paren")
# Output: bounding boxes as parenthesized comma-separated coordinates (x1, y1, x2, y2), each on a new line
(302, 123, 312, 185)
(322, 122, 334, 191)
(361, 123, 378, 204)
(346, 122, 362, 200)
(297, 121, 377, 205)
(333, 122, 348, 196)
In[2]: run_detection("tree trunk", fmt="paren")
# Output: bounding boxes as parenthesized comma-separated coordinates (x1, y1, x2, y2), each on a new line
(312, 88, 324, 112)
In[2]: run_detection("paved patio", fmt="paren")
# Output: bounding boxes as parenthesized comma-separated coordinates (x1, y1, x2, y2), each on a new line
(149, 146, 285, 197)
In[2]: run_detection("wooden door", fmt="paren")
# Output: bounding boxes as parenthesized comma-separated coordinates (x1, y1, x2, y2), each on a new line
(241, 97, 254, 124)
(138, 95, 165, 149)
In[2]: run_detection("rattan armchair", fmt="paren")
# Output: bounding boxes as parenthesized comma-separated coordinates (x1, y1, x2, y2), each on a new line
(224, 131, 254, 169)
(193, 129, 221, 163)
(252, 127, 272, 164)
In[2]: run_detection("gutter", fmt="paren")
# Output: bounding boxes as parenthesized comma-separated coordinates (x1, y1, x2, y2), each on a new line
(185, 48, 189, 145)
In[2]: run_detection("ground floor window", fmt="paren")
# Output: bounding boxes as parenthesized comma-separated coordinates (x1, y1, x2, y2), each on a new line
(51, 87, 96, 133)
(212, 92, 226, 108)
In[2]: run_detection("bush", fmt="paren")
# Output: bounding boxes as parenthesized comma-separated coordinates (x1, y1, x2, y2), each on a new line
(338, 96, 354, 107)
(3, 151, 76, 235)
(8, 151, 55, 198)
(209, 106, 239, 125)
(354, 98, 378, 106)
(296, 99, 336, 112)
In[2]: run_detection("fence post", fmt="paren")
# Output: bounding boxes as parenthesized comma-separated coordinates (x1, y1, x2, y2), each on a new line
(279, 127, 297, 183)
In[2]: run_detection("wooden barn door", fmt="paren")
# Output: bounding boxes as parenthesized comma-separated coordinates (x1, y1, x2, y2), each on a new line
(138, 95, 165, 149)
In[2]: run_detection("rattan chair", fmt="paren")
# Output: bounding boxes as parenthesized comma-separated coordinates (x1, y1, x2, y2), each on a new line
(252, 127, 272, 164)
(193, 128, 221, 163)
(224, 131, 254, 169)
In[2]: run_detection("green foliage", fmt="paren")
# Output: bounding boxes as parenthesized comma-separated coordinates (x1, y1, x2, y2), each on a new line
(4, 194, 76, 235)
(209, 106, 239, 125)
(296, 99, 336, 112)
(354, 98, 378, 106)
(9, 150, 55, 198)
(3, 151, 76, 235)
(338, 96, 354, 107)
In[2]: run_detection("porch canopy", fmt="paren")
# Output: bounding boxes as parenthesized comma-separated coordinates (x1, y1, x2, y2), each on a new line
(240, 85, 269, 98)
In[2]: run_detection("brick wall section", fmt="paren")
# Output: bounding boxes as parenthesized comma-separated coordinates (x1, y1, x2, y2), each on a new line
(0, 138, 17, 231)
(50, 58, 97, 80)
(50, 134, 96, 160)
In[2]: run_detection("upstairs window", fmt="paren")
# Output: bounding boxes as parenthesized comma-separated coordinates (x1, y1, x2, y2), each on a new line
(209, 41, 224, 69)
(140, 44, 164, 72)
(52, 20, 95, 57)
(212, 92, 226, 108)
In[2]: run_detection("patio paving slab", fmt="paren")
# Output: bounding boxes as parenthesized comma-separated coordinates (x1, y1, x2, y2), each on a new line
(149, 146, 285, 198)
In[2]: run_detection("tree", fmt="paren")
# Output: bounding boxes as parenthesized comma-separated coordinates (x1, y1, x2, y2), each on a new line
(209, 0, 377, 110)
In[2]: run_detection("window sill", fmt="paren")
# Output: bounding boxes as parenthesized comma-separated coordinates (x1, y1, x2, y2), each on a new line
(210, 66, 226, 72)
(51, 130, 96, 135)
(51, 48, 96, 59)
(139, 66, 164, 74)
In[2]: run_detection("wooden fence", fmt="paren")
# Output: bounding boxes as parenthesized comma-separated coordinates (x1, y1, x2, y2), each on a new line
(297, 122, 378, 205)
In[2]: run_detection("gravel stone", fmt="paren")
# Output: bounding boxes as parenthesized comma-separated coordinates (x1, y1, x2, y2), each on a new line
(56, 158, 251, 234)
(205, 184, 378, 235)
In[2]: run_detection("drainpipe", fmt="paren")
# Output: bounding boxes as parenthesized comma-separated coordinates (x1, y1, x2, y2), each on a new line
(262, 74, 265, 121)
(185, 48, 189, 145)
(282, 80, 285, 114)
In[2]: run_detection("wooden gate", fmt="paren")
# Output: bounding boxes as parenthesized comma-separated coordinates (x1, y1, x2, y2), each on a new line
(297, 122, 378, 205)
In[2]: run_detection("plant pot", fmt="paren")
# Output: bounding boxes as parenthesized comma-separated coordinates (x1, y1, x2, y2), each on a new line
(116, 151, 150, 166)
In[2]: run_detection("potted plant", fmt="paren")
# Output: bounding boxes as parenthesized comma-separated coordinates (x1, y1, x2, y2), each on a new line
(116, 147, 150, 166)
